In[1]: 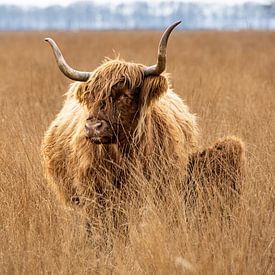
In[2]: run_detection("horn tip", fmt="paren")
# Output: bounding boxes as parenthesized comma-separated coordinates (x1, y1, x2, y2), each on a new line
(44, 38, 52, 43)
(174, 20, 182, 27)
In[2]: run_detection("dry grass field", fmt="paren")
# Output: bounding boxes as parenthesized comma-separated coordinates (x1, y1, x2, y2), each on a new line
(0, 30, 274, 274)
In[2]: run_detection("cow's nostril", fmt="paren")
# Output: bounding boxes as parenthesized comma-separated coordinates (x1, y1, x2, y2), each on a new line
(93, 122, 103, 131)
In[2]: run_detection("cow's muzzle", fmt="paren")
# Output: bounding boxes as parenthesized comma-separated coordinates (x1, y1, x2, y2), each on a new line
(85, 119, 115, 144)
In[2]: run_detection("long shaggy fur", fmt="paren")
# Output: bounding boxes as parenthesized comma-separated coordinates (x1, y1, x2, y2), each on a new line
(186, 136, 245, 209)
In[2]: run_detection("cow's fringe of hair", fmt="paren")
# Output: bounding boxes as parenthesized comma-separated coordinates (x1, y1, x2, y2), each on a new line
(83, 59, 144, 102)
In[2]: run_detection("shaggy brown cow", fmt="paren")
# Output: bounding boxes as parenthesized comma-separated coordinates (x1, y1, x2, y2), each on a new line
(41, 21, 199, 211)
(41, 22, 244, 219)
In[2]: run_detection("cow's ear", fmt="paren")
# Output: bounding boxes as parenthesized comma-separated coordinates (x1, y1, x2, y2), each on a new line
(74, 82, 89, 103)
(139, 75, 168, 108)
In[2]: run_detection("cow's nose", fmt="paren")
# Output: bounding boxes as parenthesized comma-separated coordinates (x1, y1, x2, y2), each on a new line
(85, 120, 106, 137)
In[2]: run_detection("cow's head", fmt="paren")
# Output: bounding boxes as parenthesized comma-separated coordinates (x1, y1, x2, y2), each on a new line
(45, 21, 180, 144)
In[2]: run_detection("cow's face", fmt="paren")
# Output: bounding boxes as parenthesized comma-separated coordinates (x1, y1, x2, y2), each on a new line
(45, 21, 181, 144)
(76, 60, 168, 144)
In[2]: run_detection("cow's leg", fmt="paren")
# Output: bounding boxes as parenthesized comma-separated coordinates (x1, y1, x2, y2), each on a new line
(186, 136, 245, 211)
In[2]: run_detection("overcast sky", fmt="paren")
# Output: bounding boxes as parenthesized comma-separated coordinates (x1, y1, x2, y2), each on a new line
(0, 0, 271, 7)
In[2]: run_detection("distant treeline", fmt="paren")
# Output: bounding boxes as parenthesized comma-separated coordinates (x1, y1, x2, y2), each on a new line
(0, 1, 275, 30)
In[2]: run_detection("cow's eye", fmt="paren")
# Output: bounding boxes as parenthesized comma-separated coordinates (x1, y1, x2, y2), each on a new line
(113, 80, 125, 90)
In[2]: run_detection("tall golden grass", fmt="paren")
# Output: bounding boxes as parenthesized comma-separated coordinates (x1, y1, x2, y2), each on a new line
(0, 31, 274, 274)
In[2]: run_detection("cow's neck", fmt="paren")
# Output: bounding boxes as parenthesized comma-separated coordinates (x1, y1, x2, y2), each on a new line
(102, 141, 132, 164)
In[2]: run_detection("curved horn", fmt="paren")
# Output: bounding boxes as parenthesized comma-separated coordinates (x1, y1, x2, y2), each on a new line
(144, 21, 181, 76)
(44, 38, 91, 82)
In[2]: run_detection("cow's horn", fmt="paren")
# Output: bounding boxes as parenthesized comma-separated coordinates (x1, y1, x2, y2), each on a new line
(45, 38, 91, 82)
(144, 21, 181, 76)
